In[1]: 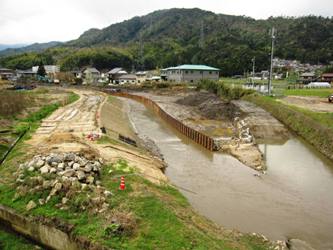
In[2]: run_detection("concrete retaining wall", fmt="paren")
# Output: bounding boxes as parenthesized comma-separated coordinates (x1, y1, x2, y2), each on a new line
(0, 205, 79, 250)
(111, 92, 216, 151)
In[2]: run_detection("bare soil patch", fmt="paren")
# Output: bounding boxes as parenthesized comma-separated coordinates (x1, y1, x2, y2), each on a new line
(280, 95, 333, 113)
(176, 92, 242, 120)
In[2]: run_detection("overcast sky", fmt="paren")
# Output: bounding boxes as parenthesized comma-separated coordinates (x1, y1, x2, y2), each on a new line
(1, 0, 332, 44)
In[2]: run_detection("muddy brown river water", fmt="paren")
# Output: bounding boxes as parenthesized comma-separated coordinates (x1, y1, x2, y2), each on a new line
(124, 98, 333, 250)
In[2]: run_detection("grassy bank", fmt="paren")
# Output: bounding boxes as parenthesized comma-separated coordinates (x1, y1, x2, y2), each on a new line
(0, 154, 272, 250)
(283, 88, 333, 97)
(245, 94, 333, 161)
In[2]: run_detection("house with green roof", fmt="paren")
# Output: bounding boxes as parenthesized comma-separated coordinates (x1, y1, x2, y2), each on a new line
(161, 64, 220, 83)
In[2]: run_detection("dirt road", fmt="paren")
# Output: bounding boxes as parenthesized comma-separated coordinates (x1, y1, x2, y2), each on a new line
(28, 89, 167, 184)
(279, 95, 333, 112)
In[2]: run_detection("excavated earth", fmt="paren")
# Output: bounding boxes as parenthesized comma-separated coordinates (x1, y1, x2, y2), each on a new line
(28, 89, 167, 184)
(130, 90, 290, 171)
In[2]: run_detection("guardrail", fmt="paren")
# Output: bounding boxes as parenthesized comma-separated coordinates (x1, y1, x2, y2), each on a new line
(110, 92, 216, 151)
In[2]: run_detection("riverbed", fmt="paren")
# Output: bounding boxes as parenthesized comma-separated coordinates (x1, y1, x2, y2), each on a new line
(124, 97, 333, 250)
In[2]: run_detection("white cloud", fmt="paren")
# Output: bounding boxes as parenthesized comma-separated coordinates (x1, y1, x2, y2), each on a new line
(0, 0, 332, 44)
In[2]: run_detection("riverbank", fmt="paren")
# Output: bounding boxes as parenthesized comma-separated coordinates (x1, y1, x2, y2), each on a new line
(123, 90, 289, 171)
(245, 94, 333, 162)
(0, 87, 279, 249)
(124, 95, 333, 250)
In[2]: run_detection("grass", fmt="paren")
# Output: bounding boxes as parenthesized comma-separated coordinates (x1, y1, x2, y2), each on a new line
(245, 94, 333, 161)
(0, 154, 272, 250)
(283, 88, 333, 97)
(0, 228, 41, 250)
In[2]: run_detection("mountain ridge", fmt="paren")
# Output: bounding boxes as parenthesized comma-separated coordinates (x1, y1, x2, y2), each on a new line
(1, 8, 332, 75)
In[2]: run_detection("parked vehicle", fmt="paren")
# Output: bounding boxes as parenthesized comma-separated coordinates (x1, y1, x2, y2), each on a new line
(328, 94, 333, 103)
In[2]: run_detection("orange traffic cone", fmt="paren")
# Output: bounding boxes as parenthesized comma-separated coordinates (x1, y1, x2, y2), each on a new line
(119, 176, 125, 190)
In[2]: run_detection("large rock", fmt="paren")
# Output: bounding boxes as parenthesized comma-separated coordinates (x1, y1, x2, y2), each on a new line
(72, 163, 80, 170)
(64, 153, 76, 162)
(40, 165, 49, 174)
(26, 200, 37, 211)
(92, 161, 101, 172)
(77, 157, 88, 167)
(63, 169, 75, 177)
(84, 163, 92, 173)
(76, 171, 86, 181)
(49, 182, 62, 196)
(86, 175, 94, 184)
(50, 168, 57, 174)
(57, 162, 65, 170)
(35, 159, 45, 168)
(47, 155, 62, 165)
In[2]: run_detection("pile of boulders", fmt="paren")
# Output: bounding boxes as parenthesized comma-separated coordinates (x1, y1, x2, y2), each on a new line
(15, 152, 113, 213)
(19, 152, 103, 185)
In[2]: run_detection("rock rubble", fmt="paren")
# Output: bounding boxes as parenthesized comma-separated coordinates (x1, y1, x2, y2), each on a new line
(19, 153, 103, 185)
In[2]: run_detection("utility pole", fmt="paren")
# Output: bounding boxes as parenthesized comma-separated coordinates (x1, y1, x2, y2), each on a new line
(199, 21, 205, 48)
(268, 27, 276, 96)
(252, 57, 255, 77)
(139, 33, 144, 71)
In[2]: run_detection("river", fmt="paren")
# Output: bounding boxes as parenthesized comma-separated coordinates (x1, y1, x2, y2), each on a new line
(124, 98, 333, 250)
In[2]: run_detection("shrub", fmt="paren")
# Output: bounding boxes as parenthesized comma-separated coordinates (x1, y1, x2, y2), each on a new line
(0, 91, 30, 117)
(197, 79, 254, 100)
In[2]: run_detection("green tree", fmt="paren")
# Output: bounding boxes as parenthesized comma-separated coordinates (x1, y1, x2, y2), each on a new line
(37, 61, 46, 77)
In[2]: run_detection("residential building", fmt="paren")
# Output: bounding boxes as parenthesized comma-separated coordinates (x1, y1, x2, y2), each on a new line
(162, 64, 220, 83)
(83, 67, 100, 84)
(321, 73, 333, 83)
(136, 71, 147, 83)
(108, 68, 128, 83)
(299, 72, 317, 84)
(32, 65, 60, 74)
(16, 69, 36, 79)
(119, 74, 137, 84)
(0, 68, 14, 80)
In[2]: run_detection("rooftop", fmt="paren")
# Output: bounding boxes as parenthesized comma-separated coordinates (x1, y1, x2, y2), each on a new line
(164, 64, 220, 71)
(108, 67, 123, 74)
(84, 67, 100, 73)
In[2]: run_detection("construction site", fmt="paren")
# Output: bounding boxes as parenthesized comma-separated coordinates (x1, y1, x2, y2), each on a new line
(0, 86, 332, 250)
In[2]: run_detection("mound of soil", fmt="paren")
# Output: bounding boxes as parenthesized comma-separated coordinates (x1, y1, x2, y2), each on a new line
(176, 92, 242, 120)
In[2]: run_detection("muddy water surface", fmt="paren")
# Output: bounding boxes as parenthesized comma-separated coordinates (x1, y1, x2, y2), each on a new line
(125, 98, 333, 250)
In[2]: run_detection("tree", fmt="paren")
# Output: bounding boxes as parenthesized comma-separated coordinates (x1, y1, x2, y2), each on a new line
(37, 61, 46, 77)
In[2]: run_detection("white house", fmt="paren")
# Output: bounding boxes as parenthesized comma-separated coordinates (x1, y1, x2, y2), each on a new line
(162, 64, 220, 83)
(32, 65, 60, 74)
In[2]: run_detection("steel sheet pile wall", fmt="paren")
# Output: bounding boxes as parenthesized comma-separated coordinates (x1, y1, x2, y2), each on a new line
(111, 92, 215, 151)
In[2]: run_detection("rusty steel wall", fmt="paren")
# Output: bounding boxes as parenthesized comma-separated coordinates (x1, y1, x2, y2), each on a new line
(111, 92, 215, 151)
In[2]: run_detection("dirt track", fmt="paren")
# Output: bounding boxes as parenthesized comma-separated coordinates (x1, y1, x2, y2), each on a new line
(279, 95, 333, 112)
(28, 89, 167, 184)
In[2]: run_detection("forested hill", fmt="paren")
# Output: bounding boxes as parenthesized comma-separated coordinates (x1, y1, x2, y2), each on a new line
(1, 8, 333, 76)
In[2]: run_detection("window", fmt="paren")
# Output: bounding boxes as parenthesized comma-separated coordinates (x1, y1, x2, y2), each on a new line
(191, 71, 194, 74)
(209, 71, 212, 74)
(190, 80, 194, 83)
(185, 71, 188, 74)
